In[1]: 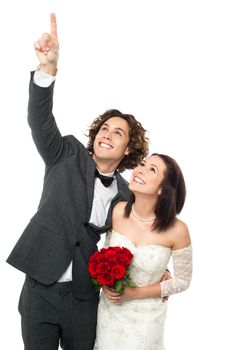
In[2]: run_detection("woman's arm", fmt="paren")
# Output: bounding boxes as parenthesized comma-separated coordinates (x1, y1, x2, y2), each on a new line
(102, 283, 162, 303)
(160, 244, 192, 297)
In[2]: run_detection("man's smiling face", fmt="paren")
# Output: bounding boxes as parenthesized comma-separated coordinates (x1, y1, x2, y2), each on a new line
(92, 116, 130, 169)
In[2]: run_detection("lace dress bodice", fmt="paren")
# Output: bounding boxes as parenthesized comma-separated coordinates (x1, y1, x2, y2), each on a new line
(94, 230, 192, 350)
(105, 230, 172, 288)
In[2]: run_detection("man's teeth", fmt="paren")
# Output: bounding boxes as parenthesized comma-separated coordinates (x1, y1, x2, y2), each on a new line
(100, 143, 112, 149)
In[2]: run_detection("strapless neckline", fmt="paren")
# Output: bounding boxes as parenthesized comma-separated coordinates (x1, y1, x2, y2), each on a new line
(111, 229, 172, 251)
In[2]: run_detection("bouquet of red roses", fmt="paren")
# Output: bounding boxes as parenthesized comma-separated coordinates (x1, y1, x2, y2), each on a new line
(88, 246, 137, 295)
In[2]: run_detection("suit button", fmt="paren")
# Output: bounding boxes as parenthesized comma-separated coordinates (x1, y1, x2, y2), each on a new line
(76, 241, 80, 246)
(84, 222, 88, 227)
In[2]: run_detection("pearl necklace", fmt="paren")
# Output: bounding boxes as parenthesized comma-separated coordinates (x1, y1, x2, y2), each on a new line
(131, 204, 156, 223)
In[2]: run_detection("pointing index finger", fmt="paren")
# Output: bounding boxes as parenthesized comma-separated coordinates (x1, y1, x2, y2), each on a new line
(50, 13, 57, 39)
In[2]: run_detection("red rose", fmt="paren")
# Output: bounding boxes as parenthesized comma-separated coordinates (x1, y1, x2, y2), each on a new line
(96, 262, 111, 274)
(100, 248, 107, 253)
(89, 251, 100, 264)
(111, 264, 126, 279)
(96, 254, 107, 263)
(116, 253, 131, 266)
(107, 255, 118, 266)
(104, 250, 116, 259)
(97, 272, 115, 286)
(88, 262, 99, 277)
(121, 247, 134, 260)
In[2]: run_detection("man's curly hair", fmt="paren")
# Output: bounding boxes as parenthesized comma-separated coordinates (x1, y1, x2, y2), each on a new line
(86, 109, 149, 172)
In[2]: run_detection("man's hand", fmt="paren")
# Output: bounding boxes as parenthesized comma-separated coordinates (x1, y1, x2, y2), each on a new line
(160, 269, 171, 302)
(34, 13, 59, 75)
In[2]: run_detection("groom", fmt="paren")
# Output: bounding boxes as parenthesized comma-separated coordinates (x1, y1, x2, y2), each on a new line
(7, 14, 149, 350)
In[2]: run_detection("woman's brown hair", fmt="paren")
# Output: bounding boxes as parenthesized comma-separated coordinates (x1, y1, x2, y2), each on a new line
(86, 109, 149, 172)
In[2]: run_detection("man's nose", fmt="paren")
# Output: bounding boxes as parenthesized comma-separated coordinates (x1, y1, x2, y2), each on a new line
(103, 131, 112, 140)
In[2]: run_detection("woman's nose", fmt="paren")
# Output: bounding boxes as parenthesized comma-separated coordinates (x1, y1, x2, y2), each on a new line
(138, 167, 144, 175)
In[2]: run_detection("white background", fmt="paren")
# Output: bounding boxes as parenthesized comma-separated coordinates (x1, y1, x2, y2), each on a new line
(1, 1, 232, 349)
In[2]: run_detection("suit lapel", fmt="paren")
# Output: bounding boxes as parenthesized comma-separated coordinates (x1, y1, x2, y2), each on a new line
(86, 156, 96, 220)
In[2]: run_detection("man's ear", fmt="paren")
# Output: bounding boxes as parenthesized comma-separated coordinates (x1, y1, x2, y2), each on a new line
(124, 147, 129, 156)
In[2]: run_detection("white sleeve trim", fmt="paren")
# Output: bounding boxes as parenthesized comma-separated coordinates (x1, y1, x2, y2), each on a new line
(33, 70, 56, 87)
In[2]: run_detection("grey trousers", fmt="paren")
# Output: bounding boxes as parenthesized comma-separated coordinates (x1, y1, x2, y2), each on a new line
(18, 276, 98, 350)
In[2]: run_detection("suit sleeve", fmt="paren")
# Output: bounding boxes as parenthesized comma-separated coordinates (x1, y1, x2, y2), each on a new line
(27, 71, 69, 166)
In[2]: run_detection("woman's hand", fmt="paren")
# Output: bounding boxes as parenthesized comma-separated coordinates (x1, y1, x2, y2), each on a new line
(103, 281, 163, 302)
(34, 13, 59, 75)
(102, 286, 137, 303)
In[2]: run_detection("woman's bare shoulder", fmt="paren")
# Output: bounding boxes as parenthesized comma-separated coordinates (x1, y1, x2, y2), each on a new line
(171, 218, 191, 250)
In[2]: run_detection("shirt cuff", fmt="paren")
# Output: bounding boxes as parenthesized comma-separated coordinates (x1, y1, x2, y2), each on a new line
(33, 70, 56, 88)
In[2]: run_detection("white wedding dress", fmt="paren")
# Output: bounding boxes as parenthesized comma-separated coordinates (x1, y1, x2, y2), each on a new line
(94, 230, 192, 350)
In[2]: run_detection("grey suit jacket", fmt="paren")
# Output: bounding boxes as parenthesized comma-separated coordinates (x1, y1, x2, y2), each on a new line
(7, 72, 131, 300)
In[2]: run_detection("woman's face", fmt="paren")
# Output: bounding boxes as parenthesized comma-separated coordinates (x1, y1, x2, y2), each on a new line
(129, 155, 167, 196)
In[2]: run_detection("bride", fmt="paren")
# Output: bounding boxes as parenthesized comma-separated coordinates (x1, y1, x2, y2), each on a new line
(94, 153, 192, 350)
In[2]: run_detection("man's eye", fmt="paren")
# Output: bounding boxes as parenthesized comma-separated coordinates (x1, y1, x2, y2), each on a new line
(115, 131, 122, 136)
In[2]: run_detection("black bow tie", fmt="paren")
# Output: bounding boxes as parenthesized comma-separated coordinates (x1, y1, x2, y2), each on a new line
(95, 169, 114, 187)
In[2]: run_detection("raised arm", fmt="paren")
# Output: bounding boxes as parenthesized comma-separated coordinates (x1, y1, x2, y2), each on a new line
(28, 14, 68, 166)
